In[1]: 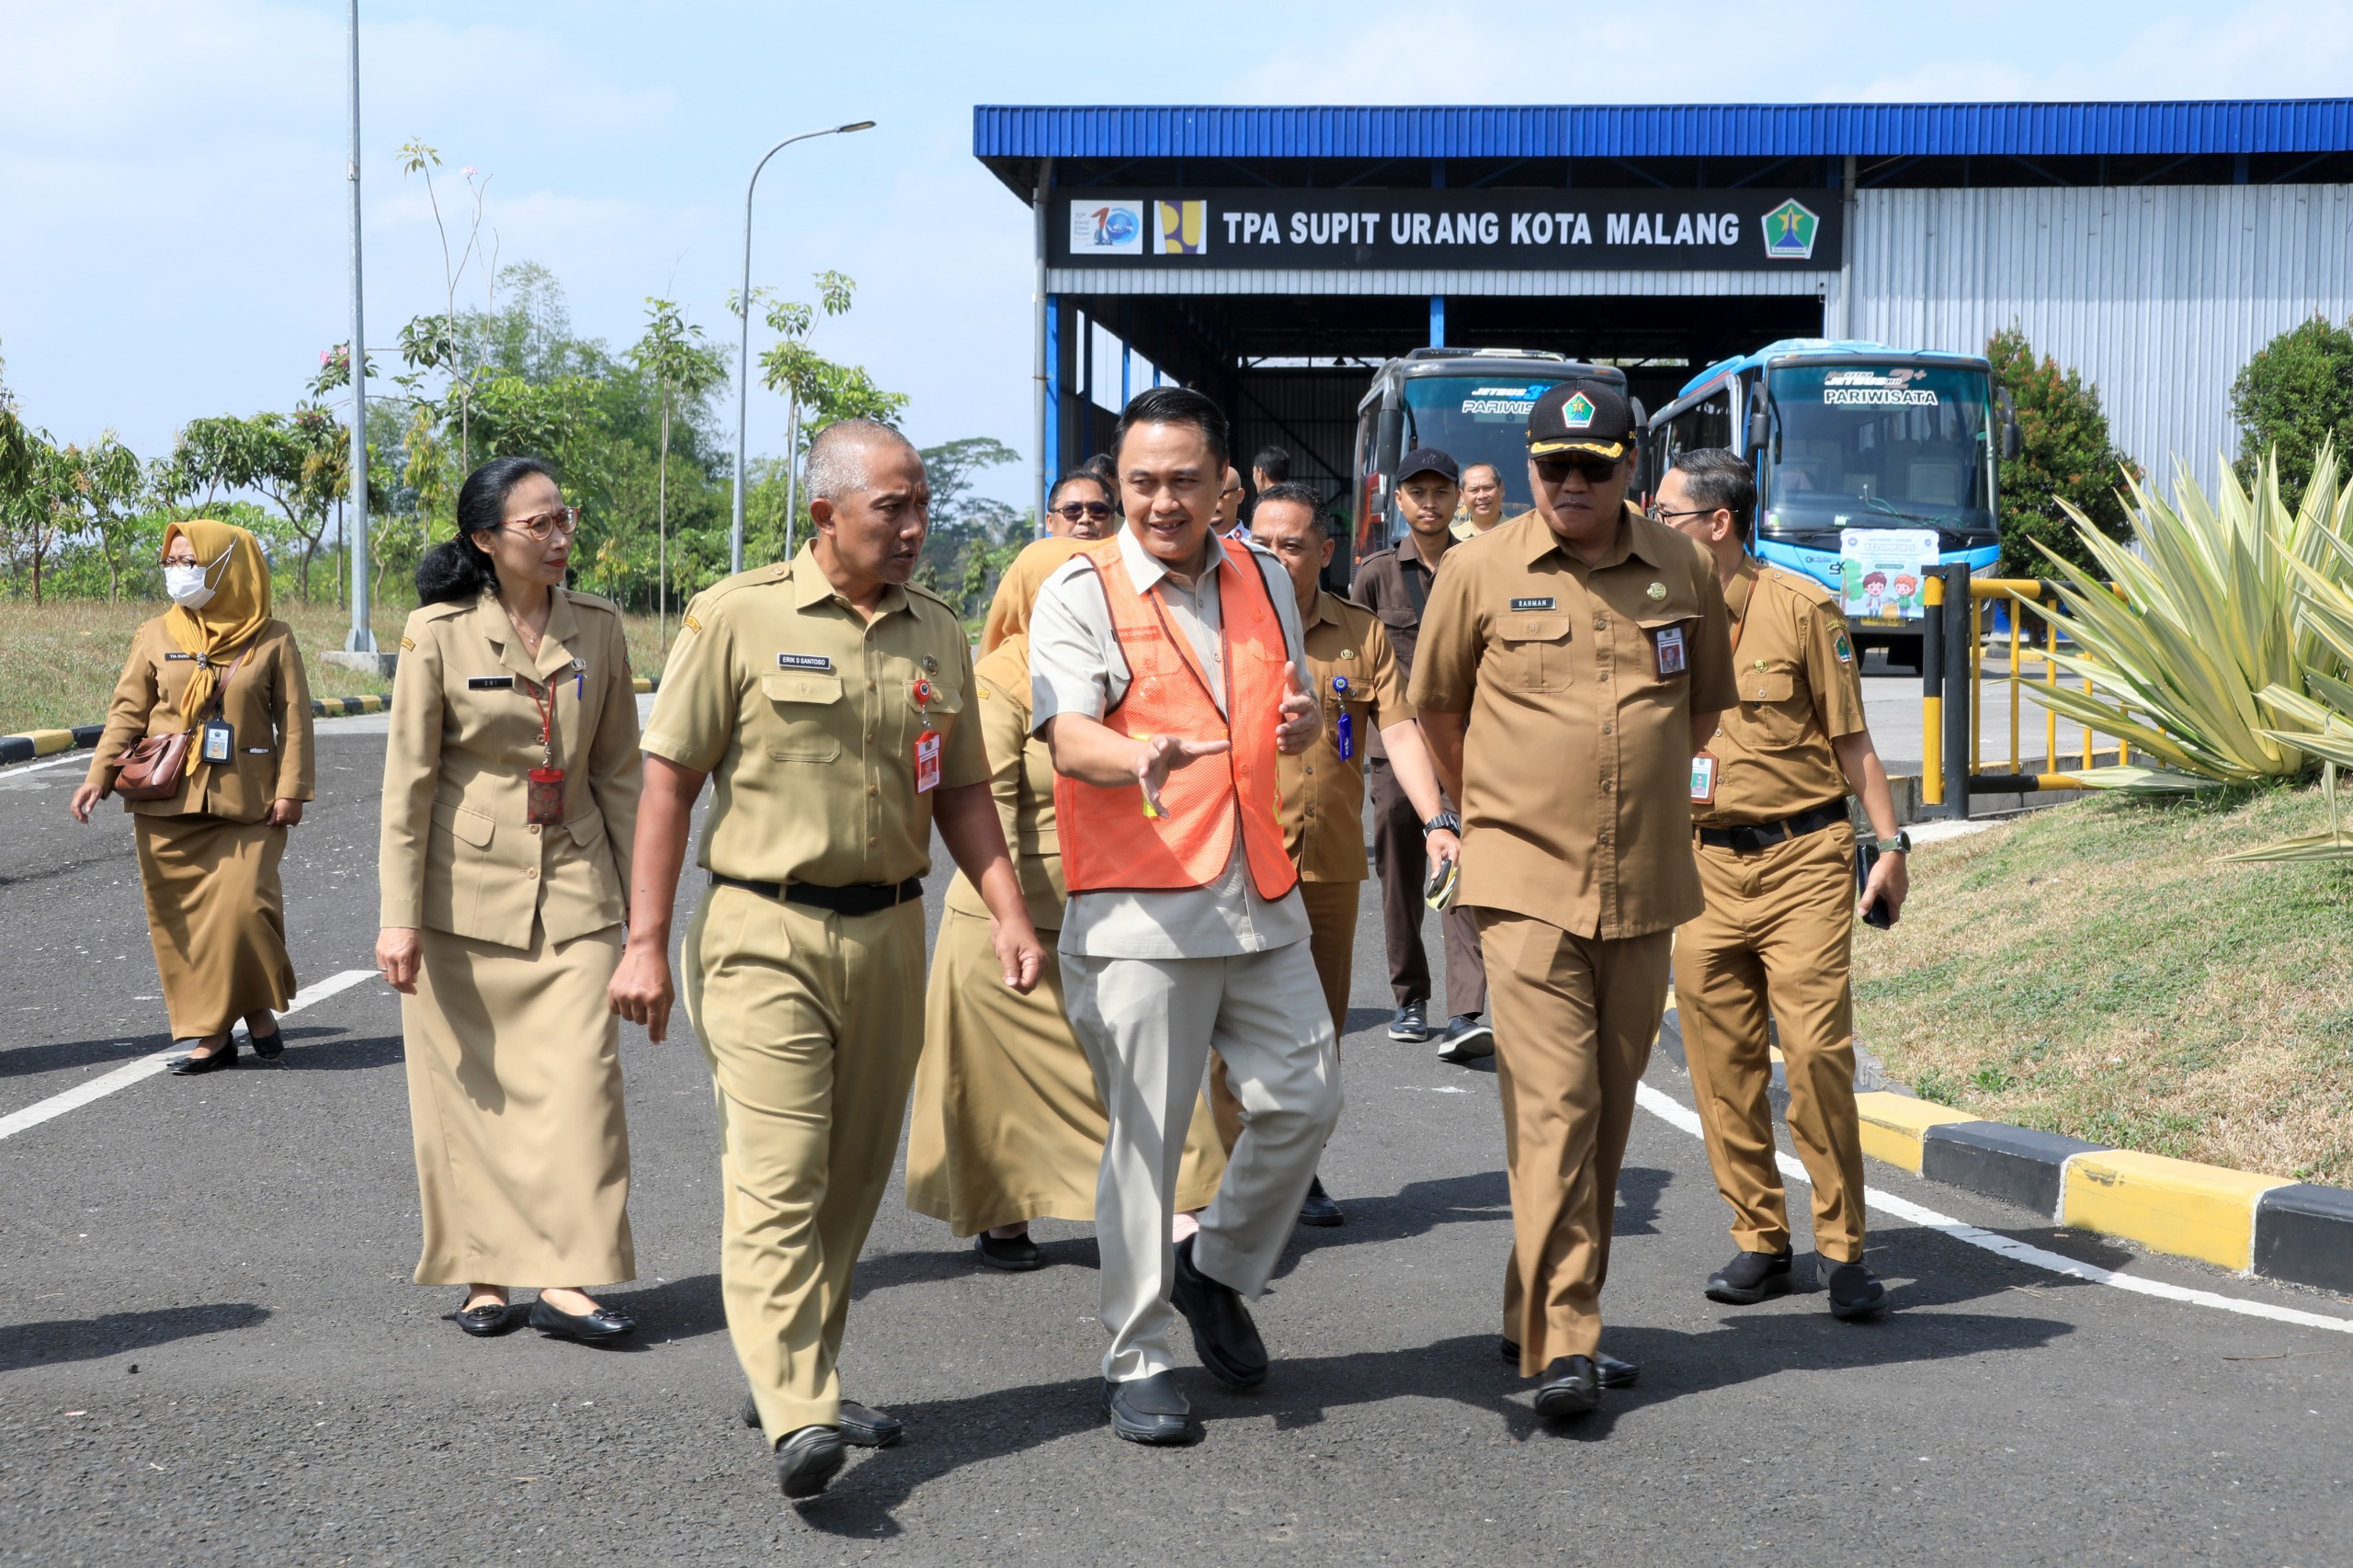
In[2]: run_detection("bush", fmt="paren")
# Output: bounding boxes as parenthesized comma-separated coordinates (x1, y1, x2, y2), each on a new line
(2230, 314, 2353, 512)
(1988, 324, 2137, 579)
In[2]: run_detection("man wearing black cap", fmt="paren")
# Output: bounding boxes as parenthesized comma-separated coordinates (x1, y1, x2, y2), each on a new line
(1350, 448, 1492, 1064)
(1411, 383, 1736, 1420)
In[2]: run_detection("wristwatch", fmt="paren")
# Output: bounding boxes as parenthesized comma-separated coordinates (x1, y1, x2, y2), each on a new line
(1424, 811, 1462, 835)
(1875, 830, 1912, 855)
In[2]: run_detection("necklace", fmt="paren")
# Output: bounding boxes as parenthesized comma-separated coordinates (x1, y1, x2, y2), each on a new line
(502, 598, 546, 655)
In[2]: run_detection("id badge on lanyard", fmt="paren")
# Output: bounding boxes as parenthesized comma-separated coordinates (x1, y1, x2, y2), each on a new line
(1331, 676, 1354, 762)
(913, 677, 941, 793)
(1690, 749, 1719, 804)
(199, 718, 234, 765)
(524, 677, 565, 825)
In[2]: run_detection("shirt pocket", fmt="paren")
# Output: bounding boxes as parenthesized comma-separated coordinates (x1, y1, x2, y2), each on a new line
(1491, 614, 1572, 692)
(1737, 663, 1812, 744)
(1636, 613, 1699, 687)
(762, 673, 847, 762)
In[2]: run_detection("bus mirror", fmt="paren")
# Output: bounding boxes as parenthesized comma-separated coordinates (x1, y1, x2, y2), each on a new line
(1745, 402, 1769, 456)
(2002, 419, 2024, 460)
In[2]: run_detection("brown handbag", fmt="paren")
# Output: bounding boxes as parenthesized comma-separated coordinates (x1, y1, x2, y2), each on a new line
(110, 636, 259, 802)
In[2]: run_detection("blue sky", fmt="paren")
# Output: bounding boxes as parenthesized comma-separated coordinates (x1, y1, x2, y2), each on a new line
(1, 0, 2346, 509)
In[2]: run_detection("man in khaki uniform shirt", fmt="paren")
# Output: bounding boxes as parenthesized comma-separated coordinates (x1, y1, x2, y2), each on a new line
(1215, 483, 1461, 1226)
(611, 422, 1045, 1503)
(1655, 448, 1908, 1320)
(1414, 383, 1735, 1419)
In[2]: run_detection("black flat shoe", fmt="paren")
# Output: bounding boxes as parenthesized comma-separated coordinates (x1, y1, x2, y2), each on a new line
(1532, 1355, 1601, 1418)
(974, 1231, 1043, 1271)
(774, 1425, 847, 1501)
(1102, 1371, 1199, 1446)
(1297, 1176, 1343, 1228)
(528, 1298, 635, 1343)
(1705, 1247, 1795, 1305)
(246, 1028, 284, 1061)
(456, 1300, 516, 1337)
(1827, 1260, 1888, 1319)
(1172, 1235, 1267, 1389)
(743, 1393, 903, 1449)
(167, 1039, 237, 1075)
(1500, 1339, 1638, 1388)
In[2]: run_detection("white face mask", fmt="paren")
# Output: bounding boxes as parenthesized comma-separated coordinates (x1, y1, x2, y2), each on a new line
(164, 540, 232, 608)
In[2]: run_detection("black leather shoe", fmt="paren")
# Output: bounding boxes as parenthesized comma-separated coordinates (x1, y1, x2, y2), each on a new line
(1499, 1339, 1638, 1388)
(1101, 1371, 1199, 1446)
(1388, 1001, 1430, 1041)
(742, 1393, 902, 1449)
(1532, 1355, 1600, 1417)
(1297, 1176, 1343, 1228)
(1827, 1259, 1888, 1319)
(974, 1231, 1043, 1271)
(1705, 1248, 1795, 1305)
(167, 1039, 237, 1075)
(528, 1298, 635, 1343)
(1172, 1235, 1267, 1389)
(774, 1425, 846, 1501)
(246, 1028, 284, 1061)
(1436, 1014, 1495, 1063)
(455, 1300, 515, 1337)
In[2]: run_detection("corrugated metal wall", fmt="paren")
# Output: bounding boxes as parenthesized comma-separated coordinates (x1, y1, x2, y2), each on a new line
(1850, 183, 2353, 490)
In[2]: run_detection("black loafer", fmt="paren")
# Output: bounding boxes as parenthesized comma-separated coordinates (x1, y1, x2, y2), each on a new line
(974, 1231, 1043, 1271)
(528, 1298, 635, 1343)
(1532, 1355, 1600, 1418)
(1297, 1176, 1343, 1228)
(743, 1393, 903, 1449)
(167, 1039, 237, 1075)
(246, 1028, 285, 1061)
(1172, 1235, 1267, 1389)
(1827, 1260, 1888, 1319)
(1388, 1002, 1431, 1042)
(1705, 1248, 1795, 1305)
(774, 1425, 847, 1501)
(1436, 1015, 1495, 1063)
(456, 1300, 516, 1337)
(1102, 1371, 1199, 1446)
(1499, 1339, 1638, 1388)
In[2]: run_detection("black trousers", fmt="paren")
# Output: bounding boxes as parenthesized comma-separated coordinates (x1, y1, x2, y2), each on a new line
(1366, 755, 1487, 1017)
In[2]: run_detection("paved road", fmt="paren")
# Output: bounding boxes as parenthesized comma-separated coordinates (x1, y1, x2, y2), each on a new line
(3, 724, 2347, 1565)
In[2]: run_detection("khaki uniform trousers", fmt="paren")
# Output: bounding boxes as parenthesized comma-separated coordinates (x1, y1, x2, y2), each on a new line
(683, 882, 926, 1441)
(1481, 913, 1673, 1375)
(1369, 758, 1484, 1015)
(1209, 880, 1357, 1151)
(1673, 823, 1867, 1264)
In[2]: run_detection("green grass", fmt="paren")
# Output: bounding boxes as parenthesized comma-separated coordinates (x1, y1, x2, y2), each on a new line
(1855, 784, 2353, 1186)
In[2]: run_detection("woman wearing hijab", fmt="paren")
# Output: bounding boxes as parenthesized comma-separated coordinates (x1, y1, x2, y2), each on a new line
(375, 456, 643, 1343)
(904, 512, 1228, 1269)
(70, 520, 314, 1073)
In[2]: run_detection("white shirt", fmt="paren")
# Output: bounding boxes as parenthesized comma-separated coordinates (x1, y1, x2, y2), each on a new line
(1028, 524, 1313, 960)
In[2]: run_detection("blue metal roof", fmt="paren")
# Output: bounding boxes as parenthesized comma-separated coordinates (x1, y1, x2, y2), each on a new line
(974, 101, 2353, 160)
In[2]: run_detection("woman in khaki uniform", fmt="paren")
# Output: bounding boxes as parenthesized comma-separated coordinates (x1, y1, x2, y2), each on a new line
(904, 522, 1228, 1269)
(70, 519, 314, 1073)
(375, 456, 643, 1344)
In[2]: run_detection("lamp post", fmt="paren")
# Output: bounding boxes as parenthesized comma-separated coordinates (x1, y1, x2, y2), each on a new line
(343, 0, 373, 653)
(730, 121, 874, 574)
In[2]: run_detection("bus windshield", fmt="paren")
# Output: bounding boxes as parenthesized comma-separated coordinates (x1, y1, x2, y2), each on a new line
(1760, 363, 1993, 542)
(1395, 374, 1563, 539)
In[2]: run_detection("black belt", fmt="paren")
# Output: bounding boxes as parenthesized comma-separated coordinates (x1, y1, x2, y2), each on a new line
(711, 872, 923, 916)
(1696, 801, 1849, 854)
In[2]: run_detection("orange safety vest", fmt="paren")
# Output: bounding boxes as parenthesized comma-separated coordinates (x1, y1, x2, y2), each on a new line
(1056, 534, 1301, 902)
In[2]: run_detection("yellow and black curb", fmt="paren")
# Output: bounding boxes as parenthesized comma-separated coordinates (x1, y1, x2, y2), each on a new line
(1658, 1010, 2353, 1297)
(1, 676, 661, 768)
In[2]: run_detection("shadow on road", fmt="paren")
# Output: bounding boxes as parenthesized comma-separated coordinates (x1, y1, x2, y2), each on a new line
(0, 1302, 269, 1372)
(0, 1030, 175, 1079)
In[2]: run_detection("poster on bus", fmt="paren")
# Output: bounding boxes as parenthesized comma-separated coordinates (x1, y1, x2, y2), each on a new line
(1837, 528, 1938, 621)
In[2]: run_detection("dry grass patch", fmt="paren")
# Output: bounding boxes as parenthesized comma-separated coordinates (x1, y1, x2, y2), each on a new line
(1856, 784, 2353, 1187)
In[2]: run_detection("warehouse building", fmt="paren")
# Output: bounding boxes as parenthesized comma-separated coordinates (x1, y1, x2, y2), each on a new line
(973, 99, 2353, 512)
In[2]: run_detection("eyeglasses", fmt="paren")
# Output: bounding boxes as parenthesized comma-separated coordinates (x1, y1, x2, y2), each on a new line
(1646, 506, 1716, 523)
(1053, 501, 1113, 523)
(1534, 457, 1623, 486)
(504, 506, 581, 541)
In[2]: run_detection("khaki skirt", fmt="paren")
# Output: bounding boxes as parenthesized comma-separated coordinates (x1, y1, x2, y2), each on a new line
(134, 813, 296, 1040)
(907, 909, 1227, 1235)
(404, 921, 633, 1288)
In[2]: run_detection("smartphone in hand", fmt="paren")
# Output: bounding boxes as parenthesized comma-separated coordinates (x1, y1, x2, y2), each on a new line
(1855, 840, 1896, 929)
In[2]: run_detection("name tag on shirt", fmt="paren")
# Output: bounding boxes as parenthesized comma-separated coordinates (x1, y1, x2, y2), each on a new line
(915, 730, 941, 793)
(468, 676, 514, 690)
(777, 653, 834, 672)
(164, 652, 196, 662)
(1654, 625, 1688, 676)
(1509, 597, 1556, 612)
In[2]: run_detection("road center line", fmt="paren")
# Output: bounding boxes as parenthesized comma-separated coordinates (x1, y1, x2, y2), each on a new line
(0, 968, 380, 1144)
(1631, 1082, 2353, 1336)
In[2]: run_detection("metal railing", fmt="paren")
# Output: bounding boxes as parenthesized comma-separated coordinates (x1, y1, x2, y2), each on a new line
(1921, 564, 2128, 818)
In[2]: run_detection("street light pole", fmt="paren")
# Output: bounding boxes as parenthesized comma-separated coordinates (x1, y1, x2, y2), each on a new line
(343, 0, 374, 653)
(730, 120, 874, 575)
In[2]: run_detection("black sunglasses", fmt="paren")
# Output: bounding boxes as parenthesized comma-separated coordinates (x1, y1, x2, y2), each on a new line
(1534, 456, 1624, 486)
(1053, 501, 1113, 522)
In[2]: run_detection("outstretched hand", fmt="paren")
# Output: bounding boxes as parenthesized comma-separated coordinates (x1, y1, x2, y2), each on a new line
(1134, 733, 1232, 817)
(1275, 662, 1320, 756)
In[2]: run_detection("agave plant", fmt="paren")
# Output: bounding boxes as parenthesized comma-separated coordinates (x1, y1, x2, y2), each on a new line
(2023, 446, 2353, 785)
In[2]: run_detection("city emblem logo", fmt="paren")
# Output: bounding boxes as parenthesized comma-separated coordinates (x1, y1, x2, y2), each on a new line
(1156, 199, 1209, 255)
(1070, 199, 1143, 256)
(1762, 199, 1820, 260)
(1563, 391, 1596, 428)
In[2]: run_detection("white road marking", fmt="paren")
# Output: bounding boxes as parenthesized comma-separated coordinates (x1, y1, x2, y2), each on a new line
(1631, 1081, 2353, 1336)
(0, 752, 95, 778)
(0, 968, 379, 1143)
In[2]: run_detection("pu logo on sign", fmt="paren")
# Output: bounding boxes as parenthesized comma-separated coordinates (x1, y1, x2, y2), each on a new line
(1156, 199, 1209, 255)
(1761, 199, 1820, 260)
(1070, 200, 1143, 256)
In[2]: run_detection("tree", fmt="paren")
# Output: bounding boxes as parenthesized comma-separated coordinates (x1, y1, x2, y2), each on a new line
(0, 432, 67, 603)
(754, 272, 908, 549)
(395, 141, 494, 473)
(1987, 324, 2136, 580)
(629, 298, 727, 644)
(2229, 313, 2353, 511)
(58, 433, 146, 600)
(915, 437, 1026, 618)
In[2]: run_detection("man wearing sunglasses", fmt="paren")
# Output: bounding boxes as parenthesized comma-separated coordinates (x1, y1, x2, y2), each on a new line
(1047, 472, 1116, 540)
(1412, 382, 1736, 1421)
